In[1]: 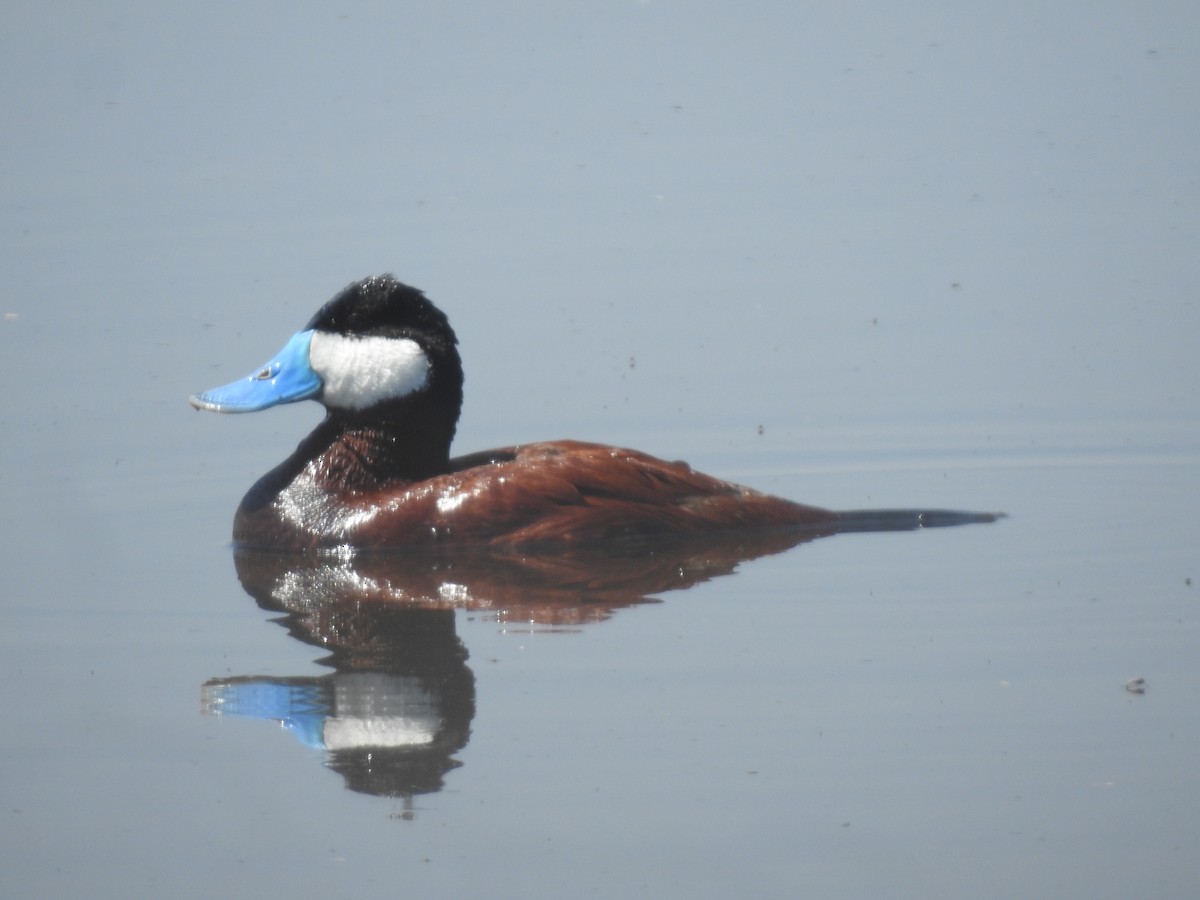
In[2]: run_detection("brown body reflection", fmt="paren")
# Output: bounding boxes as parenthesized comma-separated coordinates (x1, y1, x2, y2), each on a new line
(202, 513, 999, 805)
(202, 529, 831, 803)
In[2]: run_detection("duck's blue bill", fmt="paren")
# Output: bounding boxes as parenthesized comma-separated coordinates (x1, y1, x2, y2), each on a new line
(189, 330, 321, 413)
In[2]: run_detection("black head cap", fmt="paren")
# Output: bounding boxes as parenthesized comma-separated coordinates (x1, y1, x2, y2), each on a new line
(307, 275, 459, 350)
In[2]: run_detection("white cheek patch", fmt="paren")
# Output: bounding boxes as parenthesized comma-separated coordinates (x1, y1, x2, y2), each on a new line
(308, 332, 430, 410)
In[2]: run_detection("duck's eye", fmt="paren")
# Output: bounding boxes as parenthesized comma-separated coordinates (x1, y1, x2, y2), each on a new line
(255, 367, 273, 380)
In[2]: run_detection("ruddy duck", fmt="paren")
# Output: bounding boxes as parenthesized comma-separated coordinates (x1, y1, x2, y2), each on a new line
(191, 276, 995, 550)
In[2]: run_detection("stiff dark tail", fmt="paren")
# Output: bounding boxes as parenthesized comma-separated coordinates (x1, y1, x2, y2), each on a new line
(833, 509, 1005, 533)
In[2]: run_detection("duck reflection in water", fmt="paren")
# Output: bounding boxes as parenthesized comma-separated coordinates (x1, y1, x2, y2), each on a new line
(202, 557, 474, 804)
(202, 517, 987, 806)
(202, 533, 824, 803)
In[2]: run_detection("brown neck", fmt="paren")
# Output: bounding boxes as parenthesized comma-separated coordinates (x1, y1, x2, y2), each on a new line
(239, 412, 456, 519)
(307, 420, 452, 492)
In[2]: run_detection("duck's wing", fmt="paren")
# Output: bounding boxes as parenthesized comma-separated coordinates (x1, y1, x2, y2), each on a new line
(431, 440, 835, 548)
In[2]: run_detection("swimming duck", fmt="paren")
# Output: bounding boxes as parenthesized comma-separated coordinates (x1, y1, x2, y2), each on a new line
(191, 276, 989, 550)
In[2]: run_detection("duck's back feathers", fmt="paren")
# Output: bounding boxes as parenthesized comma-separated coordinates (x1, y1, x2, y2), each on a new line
(456, 441, 836, 547)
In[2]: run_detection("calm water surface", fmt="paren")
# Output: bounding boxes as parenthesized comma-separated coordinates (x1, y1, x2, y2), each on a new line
(3, 395, 1196, 898)
(3, 4, 1199, 898)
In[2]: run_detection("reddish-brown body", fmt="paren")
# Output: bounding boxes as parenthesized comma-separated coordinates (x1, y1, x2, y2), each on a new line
(234, 439, 836, 551)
